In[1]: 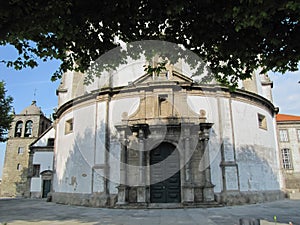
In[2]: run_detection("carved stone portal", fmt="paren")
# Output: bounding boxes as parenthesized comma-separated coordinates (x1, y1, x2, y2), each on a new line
(115, 121, 214, 205)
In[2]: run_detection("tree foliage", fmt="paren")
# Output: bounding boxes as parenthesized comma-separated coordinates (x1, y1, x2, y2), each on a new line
(0, 0, 299, 86)
(0, 81, 13, 142)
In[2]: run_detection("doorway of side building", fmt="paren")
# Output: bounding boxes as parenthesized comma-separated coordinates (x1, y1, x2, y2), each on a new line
(40, 170, 53, 198)
(150, 142, 181, 203)
(42, 180, 51, 198)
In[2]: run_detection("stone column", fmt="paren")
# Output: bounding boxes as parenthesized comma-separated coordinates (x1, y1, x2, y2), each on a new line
(183, 125, 195, 203)
(115, 117, 131, 205)
(128, 124, 148, 204)
(137, 126, 147, 203)
(116, 128, 129, 205)
(184, 137, 191, 182)
(200, 123, 215, 202)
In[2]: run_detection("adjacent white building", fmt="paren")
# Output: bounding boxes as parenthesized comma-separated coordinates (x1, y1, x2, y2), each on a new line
(28, 127, 55, 198)
(276, 114, 300, 197)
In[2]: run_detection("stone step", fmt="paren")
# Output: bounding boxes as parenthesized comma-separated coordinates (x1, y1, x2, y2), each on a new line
(115, 202, 223, 209)
(288, 192, 300, 200)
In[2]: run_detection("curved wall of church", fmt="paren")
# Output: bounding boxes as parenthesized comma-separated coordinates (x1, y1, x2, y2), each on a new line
(52, 82, 283, 207)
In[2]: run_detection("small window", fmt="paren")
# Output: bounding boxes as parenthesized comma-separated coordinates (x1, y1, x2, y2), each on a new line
(24, 120, 33, 137)
(32, 164, 40, 177)
(281, 148, 293, 170)
(65, 118, 73, 134)
(17, 147, 24, 155)
(297, 129, 300, 142)
(47, 138, 54, 146)
(258, 114, 267, 129)
(279, 129, 289, 142)
(15, 121, 23, 137)
(17, 163, 22, 171)
(158, 94, 168, 116)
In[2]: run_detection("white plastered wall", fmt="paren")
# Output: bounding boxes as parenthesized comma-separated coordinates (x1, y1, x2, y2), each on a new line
(54, 103, 97, 194)
(108, 97, 140, 194)
(187, 95, 223, 192)
(30, 152, 54, 192)
(232, 100, 280, 191)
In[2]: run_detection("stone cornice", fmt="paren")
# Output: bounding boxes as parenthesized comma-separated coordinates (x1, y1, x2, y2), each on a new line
(29, 146, 54, 152)
(277, 121, 300, 125)
(55, 83, 277, 119)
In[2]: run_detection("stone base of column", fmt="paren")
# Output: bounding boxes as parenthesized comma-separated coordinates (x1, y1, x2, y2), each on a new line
(116, 185, 128, 205)
(203, 183, 215, 202)
(182, 185, 195, 203)
(137, 186, 147, 203)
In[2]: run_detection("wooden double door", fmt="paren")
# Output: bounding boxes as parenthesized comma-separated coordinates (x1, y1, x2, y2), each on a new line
(150, 142, 181, 203)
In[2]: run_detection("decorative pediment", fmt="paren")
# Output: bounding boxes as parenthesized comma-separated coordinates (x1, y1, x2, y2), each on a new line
(131, 70, 193, 86)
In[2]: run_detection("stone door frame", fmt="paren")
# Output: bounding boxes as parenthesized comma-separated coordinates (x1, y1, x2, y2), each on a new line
(40, 170, 53, 198)
(150, 141, 181, 203)
(116, 121, 215, 205)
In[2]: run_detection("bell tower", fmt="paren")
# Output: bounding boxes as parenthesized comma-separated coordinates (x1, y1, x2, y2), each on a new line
(1, 101, 52, 197)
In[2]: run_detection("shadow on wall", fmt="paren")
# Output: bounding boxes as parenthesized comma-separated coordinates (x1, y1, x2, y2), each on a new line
(237, 145, 280, 191)
(15, 167, 30, 197)
(53, 120, 120, 206)
(56, 127, 97, 193)
(216, 142, 284, 205)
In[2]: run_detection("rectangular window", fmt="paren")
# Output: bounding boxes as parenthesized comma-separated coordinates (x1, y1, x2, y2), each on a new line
(281, 148, 293, 169)
(297, 129, 300, 142)
(65, 118, 73, 134)
(17, 147, 24, 155)
(32, 164, 41, 177)
(47, 138, 55, 146)
(279, 129, 289, 142)
(258, 113, 267, 129)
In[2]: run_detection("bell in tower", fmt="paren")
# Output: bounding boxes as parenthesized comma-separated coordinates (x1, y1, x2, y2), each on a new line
(15, 121, 23, 137)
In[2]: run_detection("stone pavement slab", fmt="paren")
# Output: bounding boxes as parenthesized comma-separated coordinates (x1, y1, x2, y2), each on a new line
(0, 198, 299, 225)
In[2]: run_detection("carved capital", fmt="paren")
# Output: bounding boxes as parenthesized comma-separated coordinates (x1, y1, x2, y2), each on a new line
(199, 122, 213, 141)
(130, 123, 150, 139)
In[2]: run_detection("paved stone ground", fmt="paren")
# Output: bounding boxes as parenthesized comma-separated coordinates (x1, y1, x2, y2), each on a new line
(0, 198, 299, 225)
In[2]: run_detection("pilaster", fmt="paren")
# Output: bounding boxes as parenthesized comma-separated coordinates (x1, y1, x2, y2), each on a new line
(200, 122, 215, 202)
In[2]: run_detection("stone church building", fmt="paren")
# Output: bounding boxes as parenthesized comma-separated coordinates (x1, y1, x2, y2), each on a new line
(50, 58, 283, 207)
(1, 57, 285, 207)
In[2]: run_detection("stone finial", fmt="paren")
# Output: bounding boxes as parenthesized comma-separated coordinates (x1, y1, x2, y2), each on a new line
(165, 63, 173, 79)
(200, 109, 206, 117)
(199, 109, 207, 123)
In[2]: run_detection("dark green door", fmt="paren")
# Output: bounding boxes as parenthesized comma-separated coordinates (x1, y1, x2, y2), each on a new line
(150, 142, 181, 203)
(42, 180, 51, 198)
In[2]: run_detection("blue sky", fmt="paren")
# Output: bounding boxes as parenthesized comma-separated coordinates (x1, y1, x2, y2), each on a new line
(269, 70, 300, 114)
(0, 45, 60, 178)
(0, 45, 299, 178)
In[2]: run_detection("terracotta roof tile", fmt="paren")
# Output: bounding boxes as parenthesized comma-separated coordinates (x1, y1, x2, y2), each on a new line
(276, 114, 300, 122)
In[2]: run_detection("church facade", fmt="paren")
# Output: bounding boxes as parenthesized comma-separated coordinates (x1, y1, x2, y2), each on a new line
(50, 59, 284, 207)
